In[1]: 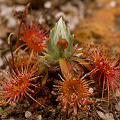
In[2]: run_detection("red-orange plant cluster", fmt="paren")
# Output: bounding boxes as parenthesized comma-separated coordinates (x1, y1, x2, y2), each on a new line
(20, 20, 47, 52)
(0, 62, 40, 106)
(0, 3, 119, 117)
(55, 74, 93, 116)
(79, 45, 120, 103)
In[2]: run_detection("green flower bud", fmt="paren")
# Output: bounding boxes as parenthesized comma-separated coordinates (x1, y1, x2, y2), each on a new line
(46, 17, 74, 61)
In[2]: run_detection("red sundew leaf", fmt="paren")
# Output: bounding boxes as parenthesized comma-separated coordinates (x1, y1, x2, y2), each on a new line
(0, 63, 44, 107)
(81, 45, 120, 104)
(55, 75, 94, 116)
(21, 20, 48, 52)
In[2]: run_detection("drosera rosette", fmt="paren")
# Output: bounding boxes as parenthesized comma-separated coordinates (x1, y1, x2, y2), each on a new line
(0, 32, 47, 107)
(54, 73, 94, 116)
(11, 35, 48, 86)
(7, 48, 38, 69)
(0, 61, 44, 107)
(16, 3, 49, 53)
(78, 44, 120, 104)
(20, 19, 48, 52)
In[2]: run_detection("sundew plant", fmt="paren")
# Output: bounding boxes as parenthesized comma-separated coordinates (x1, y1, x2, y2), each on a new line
(0, 3, 120, 116)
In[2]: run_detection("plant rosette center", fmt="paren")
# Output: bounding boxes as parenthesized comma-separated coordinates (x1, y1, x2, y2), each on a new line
(62, 79, 86, 103)
(25, 32, 46, 52)
(13, 76, 29, 91)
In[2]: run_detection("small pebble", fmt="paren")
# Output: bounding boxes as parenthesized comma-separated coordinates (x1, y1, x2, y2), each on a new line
(15, 5, 25, 12)
(109, 1, 116, 7)
(97, 110, 114, 120)
(25, 111, 32, 118)
(37, 115, 42, 120)
(38, 16, 45, 24)
(89, 87, 94, 94)
(44, 1, 52, 9)
(97, 111, 105, 119)
(9, 118, 15, 120)
(105, 113, 114, 120)
(1, 5, 13, 18)
(7, 17, 17, 28)
(51, 91, 56, 95)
